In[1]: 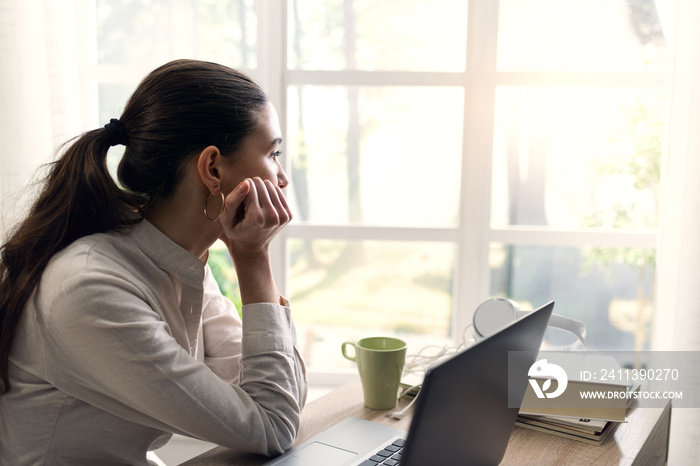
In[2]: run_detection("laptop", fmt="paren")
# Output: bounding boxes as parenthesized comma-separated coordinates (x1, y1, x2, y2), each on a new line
(264, 301, 555, 466)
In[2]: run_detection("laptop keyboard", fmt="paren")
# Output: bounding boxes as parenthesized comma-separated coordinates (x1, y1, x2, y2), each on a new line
(358, 438, 406, 466)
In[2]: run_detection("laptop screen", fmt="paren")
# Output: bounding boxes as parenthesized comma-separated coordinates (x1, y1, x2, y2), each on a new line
(400, 301, 554, 465)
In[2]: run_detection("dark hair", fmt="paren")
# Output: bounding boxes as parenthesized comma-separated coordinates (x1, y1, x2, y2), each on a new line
(0, 59, 268, 392)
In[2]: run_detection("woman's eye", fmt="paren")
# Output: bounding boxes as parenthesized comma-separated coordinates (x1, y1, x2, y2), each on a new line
(271, 150, 282, 159)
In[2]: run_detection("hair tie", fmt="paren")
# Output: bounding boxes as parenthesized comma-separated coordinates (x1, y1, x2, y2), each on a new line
(104, 118, 129, 147)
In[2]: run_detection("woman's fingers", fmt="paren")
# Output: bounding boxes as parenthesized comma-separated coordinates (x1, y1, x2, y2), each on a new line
(245, 177, 277, 227)
(242, 177, 292, 227)
(262, 179, 292, 225)
(220, 177, 292, 253)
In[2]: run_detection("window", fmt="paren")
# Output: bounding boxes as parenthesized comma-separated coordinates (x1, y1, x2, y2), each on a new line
(281, 0, 666, 375)
(83, 0, 667, 380)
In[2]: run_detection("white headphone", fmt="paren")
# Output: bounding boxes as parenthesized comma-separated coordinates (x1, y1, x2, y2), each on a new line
(472, 298, 587, 350)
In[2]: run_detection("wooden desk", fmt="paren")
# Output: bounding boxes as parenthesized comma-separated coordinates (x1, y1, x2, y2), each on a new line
(181, 379, 671, 465)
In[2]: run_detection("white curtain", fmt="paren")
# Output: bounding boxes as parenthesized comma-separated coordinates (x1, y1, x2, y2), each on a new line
(0, 0, 84, 234)
(652, 0, 700, 464)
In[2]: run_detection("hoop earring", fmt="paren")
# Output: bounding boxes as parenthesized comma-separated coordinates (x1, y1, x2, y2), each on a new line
(204, 191, 225, 221)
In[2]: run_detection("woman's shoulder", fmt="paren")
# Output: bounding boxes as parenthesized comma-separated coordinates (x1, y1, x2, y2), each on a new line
(29, 229, 149, 324)
(38, 220, 205, 303)
(39, 227, 147, 296)
(51, 228, 136, 272)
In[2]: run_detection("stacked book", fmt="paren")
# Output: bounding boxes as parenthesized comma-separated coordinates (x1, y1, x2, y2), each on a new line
(516, 353, 638, 445)
(515, 413, 616, 445)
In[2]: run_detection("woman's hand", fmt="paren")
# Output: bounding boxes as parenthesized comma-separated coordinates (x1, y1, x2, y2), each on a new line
(217, 178, 291, 305)
(218, 177, 293, 259)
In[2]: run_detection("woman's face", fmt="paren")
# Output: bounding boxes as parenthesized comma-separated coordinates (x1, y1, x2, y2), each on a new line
(223, 101, 289, 191)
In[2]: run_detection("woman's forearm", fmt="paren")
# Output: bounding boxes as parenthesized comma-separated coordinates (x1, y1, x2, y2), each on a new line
(231, 250, 281, 305)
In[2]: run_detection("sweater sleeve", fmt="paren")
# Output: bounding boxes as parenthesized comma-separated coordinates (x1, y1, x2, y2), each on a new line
(201, 266, 244, 384)
(40, 267, 307, 456)
(200, 266, 308, 402)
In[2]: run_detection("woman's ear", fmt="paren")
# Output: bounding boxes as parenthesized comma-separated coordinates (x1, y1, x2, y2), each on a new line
(196, 145, 222, 193)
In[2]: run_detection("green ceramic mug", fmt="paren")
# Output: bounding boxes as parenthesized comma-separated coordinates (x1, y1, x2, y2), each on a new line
(341, 337, 407, 410)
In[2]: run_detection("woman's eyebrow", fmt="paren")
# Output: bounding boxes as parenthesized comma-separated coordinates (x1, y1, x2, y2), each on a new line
(271, 137, 283, 147)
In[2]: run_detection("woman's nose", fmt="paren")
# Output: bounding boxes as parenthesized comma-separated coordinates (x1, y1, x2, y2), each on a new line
(277, 165, 289, 189)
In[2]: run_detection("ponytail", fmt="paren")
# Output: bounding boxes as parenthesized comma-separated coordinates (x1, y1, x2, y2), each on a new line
(0, 127, 141, 392)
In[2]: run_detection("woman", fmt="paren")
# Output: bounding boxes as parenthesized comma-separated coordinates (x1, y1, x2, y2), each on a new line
(0, 59, 307, 464)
